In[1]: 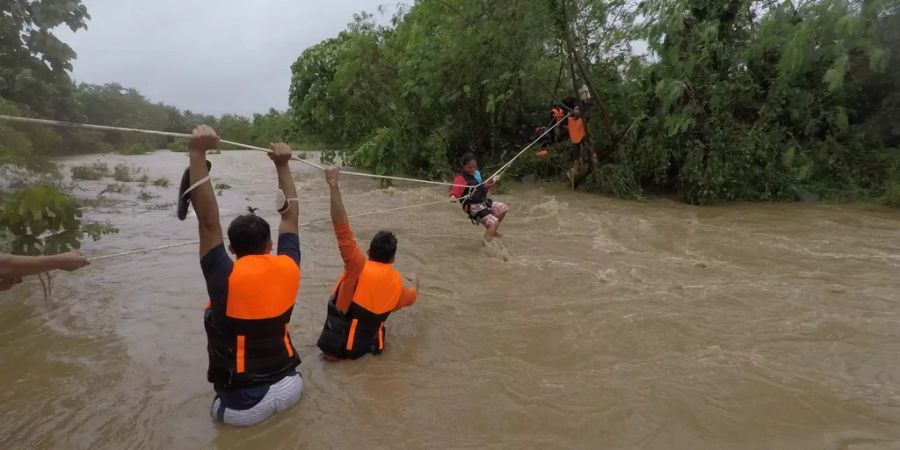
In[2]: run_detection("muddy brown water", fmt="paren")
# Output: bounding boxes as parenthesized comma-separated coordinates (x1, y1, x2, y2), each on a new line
(1, 151, 899, 449)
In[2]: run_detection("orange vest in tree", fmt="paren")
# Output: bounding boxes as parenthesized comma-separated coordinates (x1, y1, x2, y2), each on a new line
(551, 107, 565, 122)
(568, 117, 586, 144)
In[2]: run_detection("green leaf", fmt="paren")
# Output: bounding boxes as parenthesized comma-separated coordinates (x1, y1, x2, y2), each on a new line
(782, 146, 796, 167)
(869, 47, 889, 73)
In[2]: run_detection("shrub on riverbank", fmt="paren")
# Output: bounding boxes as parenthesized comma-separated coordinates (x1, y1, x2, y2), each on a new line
(71, 162, 109, 181)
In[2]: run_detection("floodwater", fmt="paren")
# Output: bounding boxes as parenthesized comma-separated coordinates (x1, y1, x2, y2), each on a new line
(2, 150, 899, 449)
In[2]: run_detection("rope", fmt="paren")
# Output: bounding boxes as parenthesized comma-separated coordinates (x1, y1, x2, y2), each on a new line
(484, 113, 570, 184)
(87, 198, 450, 262)
(0, 113, 567, 188)
(1, 113, 570, 262)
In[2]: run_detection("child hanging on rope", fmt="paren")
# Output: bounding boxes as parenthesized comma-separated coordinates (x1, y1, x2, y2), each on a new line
(448, 153, 508, 242)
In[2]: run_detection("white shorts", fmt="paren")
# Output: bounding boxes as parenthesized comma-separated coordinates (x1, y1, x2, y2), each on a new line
(211, 373, 303, 426)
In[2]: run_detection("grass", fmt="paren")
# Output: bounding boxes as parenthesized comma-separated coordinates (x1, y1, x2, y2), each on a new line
(168, 140, 188, 152)
(148, 202, 175, 211)
(71, 162, 109, 180)
(119, 142, 153, 155)
(97, 183, 131, 197)
(153, 177, 171, 188)
(137, 191, 158, 201)
(113, 164, 134, 182)
(215, 183, 232, 190)
(112, 164, 148, 182)
(884, 175, 900, 207)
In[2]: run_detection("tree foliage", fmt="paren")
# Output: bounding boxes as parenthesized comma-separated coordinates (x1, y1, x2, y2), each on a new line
(289, 0, 900, 204)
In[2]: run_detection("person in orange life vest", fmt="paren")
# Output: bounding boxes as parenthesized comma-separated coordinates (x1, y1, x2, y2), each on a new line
(185, 125, 303, 426)
(550, 102, 568, 143)
(316, 167, 420, 361)
(448, 153, 508, 242)
(568, 105, 588, 153)
(566, 105, 597, 189)
(0, 251, 89, 291)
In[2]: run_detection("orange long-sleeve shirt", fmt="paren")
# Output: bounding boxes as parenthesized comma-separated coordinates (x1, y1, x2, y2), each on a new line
(333, 222, 417, 314)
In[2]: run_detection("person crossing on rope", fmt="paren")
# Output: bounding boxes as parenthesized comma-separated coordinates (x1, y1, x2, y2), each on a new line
(0, 251, 90, 291)
(448, 153, 508, 242)
(316, 167, 420, 361)
(184, 125, 304, 427)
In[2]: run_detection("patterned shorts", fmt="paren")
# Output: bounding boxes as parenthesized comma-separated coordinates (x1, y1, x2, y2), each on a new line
(469, 201, 508, 228)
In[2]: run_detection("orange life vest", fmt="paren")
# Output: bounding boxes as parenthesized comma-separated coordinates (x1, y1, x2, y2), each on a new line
(568, 117, 586, 144)
(205, 255, 301, 387)
(551, 107, 565, 122)
(316, 261, 403, 359)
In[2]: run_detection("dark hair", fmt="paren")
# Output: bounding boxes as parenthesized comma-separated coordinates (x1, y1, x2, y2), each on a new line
(460, 152, 477, 168)
(228, 214, 272, 257)
(368, 230, 397, 263)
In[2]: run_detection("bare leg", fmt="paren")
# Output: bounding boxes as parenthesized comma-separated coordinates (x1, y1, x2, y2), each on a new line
(494, 210, 508, 237)
(483, 221, 499, 242)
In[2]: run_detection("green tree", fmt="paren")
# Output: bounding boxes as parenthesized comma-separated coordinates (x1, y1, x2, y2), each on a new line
(0, 0, 90, 117)
(0, 0, 119, 257)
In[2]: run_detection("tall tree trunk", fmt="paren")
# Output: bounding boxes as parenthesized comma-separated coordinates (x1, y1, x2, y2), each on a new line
(559, 0, 612, 134)
(567, 48, 579, 99)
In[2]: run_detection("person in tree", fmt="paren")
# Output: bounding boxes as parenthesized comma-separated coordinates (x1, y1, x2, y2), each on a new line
(316, 167, 420, 361)
(550, 102, 568, 142)
(185, 125, 304, 426)
(0, 251, 90, 291)
(448, 153, 508, 242)
(566, 104, 598, 189)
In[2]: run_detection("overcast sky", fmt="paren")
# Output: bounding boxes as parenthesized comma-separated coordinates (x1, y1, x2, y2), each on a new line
(56, 0, 395, 116)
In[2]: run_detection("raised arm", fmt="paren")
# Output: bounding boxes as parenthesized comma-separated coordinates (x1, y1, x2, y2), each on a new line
(270, 143, 299, 236)
(187, 125, 223, 257)
(326, 167, 349, 226)
(0, 251, 89, 278)
(325, 167, 365, 275)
